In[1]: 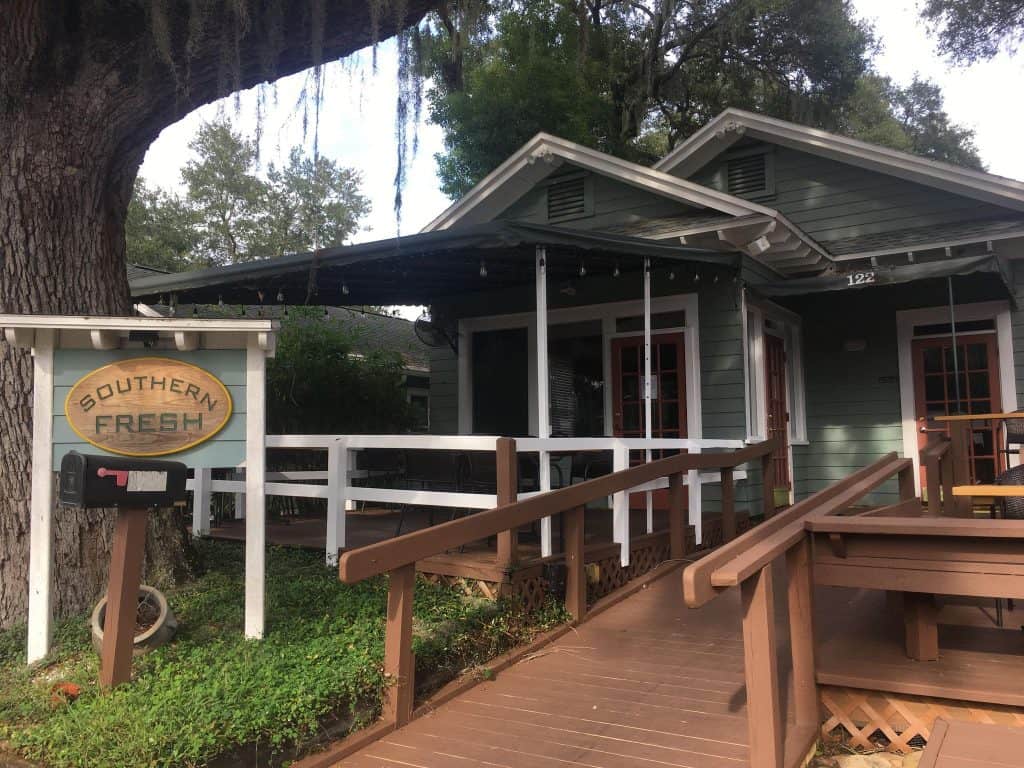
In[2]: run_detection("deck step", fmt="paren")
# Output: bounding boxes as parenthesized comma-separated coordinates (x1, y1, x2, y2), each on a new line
(921, 718, 1024, 768)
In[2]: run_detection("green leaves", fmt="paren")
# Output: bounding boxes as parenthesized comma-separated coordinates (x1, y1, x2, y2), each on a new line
(126, 118, 370, 271)
(0, 541, 566, 768)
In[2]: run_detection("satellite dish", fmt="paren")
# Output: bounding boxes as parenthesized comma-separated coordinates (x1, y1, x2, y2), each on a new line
(414, 316, 458, 354)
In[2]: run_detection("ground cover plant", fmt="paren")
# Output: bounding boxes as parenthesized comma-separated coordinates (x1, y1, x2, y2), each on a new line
(0, 540, 567, 768)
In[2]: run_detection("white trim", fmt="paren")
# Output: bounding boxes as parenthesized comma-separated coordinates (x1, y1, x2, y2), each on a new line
(422, 133, 772, 233)
(26, 330, 55, 664)
(458, 294, 702, 440)
(896, 300, 1017, 494)
(0, 314, 276, 335)
(656, 108, 1024, 213)
(244, 335, 268, 640)
(832, 229, 1024, 262)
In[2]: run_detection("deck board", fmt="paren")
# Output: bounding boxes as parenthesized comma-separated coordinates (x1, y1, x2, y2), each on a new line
(336, 569, 787, 767)
(921, 720, 1024, 768)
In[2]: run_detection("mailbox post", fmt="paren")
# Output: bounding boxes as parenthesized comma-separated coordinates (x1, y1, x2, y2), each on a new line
(59, 452, 187, 688)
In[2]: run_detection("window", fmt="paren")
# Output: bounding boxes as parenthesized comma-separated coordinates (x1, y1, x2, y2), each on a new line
(724, 150, 774, 200)
(744, 301, 806, 443)
(546, 173, 593, 223)
(614, 310, 686, 333)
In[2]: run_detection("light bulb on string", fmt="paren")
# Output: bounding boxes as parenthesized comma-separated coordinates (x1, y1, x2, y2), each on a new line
(218, 295, 224, 308)
(342, 282, 350, 296)
(613, 262, 620, 278)
(579, 263, 586, 277)
(479, 260, 488, 278)
(277, 289, 285, 302)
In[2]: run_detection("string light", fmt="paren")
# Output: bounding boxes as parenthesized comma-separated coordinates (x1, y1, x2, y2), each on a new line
(341, 282, 350, 296)
(579, 263, 586, 277)
(669, 270, 676, 281)
(218, 295, 224, 308)
(276, 289, 285, 302)
(693, 272, 701, 283)
(713, 273, 719, 284)
(192, 305, 199, 317)
(479, 260, 488, 278)
(613, 262, 620, 278)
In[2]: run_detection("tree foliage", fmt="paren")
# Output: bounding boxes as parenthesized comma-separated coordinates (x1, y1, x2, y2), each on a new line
(127, 118, 370, 270)
(266, 308, 413, 435)
(422, 0, 984, 197)
(921, 0, 1024, 64)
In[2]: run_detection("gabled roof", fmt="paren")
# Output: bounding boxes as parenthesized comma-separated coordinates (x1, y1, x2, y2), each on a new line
(654, 108, 1024, 213)
(423, 132, 774, 232)
(422, 132, 831, 274)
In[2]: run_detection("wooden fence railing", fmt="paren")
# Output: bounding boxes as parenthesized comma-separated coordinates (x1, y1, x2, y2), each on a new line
(337, 436, 778, 729)
(683, 452, 915, 768)
(921, 436, 954, 516)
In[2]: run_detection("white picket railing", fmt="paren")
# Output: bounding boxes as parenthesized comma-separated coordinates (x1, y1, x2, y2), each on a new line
(187, 434, 754, 565)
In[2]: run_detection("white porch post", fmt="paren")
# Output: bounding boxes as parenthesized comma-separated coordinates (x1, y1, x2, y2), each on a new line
(643, 258, 654, 536)
(244, 334, 267, 639)
(612, 440, 629, 566)
(26, 329, 56, 664)
(536, 246, 553, 557)
(192, 468, 213, 537)
(234, 467, 246, 520)
(325, 438, 349, 566)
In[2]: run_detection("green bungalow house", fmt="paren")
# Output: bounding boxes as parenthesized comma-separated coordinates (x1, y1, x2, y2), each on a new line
(130, 108, 1024, 545)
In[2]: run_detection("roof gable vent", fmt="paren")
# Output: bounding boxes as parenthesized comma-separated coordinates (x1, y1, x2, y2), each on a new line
(546, 174, 592, 222)
(725, 151, 774, 199)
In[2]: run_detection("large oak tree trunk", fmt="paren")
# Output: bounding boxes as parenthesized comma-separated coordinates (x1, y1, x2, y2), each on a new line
(0, 103, 194, 627)
(0, 0, 435, 630)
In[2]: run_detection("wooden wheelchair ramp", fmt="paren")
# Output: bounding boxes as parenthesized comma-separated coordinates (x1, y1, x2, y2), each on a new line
(337, 566, 805, 768)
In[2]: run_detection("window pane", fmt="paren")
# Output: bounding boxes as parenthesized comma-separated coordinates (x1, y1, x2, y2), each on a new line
(623, 376, 639, 402)
(925, 375, 945, 401)
(661, 372, 679, 400)
(659, 343, 677, 370)
(944, 346, 967, 371)
(974, 458, 995, 484)
(621, 347, 638, 373)
(968, 372, 990, 399)
(662, 402, 680, 430)
(966, 343, 988, 371)
(923, 347, 942, 373)
(622, 404, 640, 431)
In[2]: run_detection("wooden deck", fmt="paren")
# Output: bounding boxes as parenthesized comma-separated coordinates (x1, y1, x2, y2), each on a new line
(921, 719, 1024, 768)
(335, 565, 811, 768)
(323, 567, 1024, 767)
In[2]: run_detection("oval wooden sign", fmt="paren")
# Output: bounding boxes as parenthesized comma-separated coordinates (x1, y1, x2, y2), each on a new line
(66, 357, 233, 457)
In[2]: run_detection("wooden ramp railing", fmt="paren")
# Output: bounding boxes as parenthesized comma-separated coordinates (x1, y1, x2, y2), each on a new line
(683, 452, 915, 768)
(338, 436, 778, 729)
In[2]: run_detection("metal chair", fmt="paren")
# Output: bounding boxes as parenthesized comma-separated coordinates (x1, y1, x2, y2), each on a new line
(1003, 412, 1024, 466)
(993, 463, 1024, 520)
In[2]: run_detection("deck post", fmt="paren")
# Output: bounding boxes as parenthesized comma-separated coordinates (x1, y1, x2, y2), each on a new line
(721, 467, 736, 543)
(761, 448, 775, 519)
(496, 437, 519, 569)
(26, 329, 56, 664)
(643, 257, 654, 535)
(535, 246, 554, 557)
(383, 563, 416, 726)
(668, 472, 686, 559)
(924, 449, 942, 517)
(948, 421, 972, 517)
(326, 439, 348, 566)
(192, 467, 212, 537)
(786, 536, 818, 728)
(940, 447, 954, 516)
(741, 564, 784, 768)
(904, 592, 939, 662)
(898, 461, 915, 503)
(564, 505, 587, 622)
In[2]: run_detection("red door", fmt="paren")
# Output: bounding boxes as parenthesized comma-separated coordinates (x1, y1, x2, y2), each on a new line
(764, 333, 791, 499)
(611, 333, 687, 508)
(913, 333, 1002, 486)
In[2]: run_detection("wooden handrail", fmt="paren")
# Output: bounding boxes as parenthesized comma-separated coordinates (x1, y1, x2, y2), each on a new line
(682, 451, 917, 768)
(339, 437, 777, 583)
(709, 458, 912, 589)
(953, 485, 1024, 497)
(920, 438, 951, 461)
(344, 435, 778, 731)
(808, 515, 1024, 537)
(683, 452, 908, 608)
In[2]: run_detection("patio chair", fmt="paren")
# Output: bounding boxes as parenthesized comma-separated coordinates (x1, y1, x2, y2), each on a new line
(394, 450, 463, 535)
(1002, 411, 1024, 465)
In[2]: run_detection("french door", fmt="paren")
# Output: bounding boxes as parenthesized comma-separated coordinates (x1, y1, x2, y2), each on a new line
(764, 332, 791, 498)
(611, 332, 687, 509)
(912, 333, 1002, 486)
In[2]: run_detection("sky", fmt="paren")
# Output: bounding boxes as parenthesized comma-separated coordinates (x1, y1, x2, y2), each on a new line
(138, 1, 1024, 245)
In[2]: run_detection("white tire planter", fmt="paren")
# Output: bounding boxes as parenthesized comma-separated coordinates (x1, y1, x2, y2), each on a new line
(90, 584, 178, 656)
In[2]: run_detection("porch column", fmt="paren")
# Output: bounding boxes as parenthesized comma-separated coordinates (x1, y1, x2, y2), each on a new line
(536, 246, 554, 557)
(643, 258, 654, 535)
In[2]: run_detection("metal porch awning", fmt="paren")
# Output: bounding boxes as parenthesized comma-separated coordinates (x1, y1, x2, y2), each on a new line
(129, 221, 740, 307)
(752, 254, 1013, 301)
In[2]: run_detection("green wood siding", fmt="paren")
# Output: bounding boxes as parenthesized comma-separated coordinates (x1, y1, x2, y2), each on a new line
(689, 143, 1015, 248)
(500, 171, 694, 230)
(428, 345, 459, 435)
(51, 349, 247, 469)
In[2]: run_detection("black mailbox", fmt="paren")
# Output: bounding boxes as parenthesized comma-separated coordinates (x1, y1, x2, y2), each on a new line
(59, 451, 188, 509)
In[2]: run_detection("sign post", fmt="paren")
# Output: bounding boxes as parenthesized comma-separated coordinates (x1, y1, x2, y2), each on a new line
(1, 315, 277, 665)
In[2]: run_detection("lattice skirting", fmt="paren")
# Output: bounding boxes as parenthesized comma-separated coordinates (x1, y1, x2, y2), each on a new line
(820, 685, 1024, 753)
(420, 573, 503, 602)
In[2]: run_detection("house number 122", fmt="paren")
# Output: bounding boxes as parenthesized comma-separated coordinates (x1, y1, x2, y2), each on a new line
(846, 271, 876, 286)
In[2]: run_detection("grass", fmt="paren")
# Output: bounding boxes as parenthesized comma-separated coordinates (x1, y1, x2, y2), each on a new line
(0, 540, 567, 768)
